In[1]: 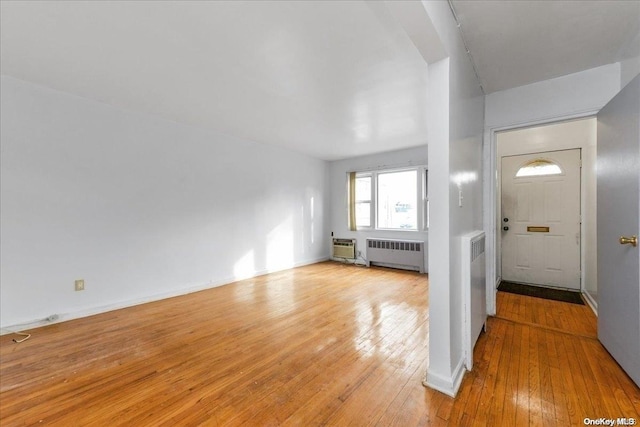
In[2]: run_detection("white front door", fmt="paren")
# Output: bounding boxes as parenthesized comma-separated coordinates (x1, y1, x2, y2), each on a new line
(501, 149, 581, 289)
(597, 75, 640, 387)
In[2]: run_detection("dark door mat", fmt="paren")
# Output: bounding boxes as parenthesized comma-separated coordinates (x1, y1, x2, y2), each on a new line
(498, 281, 585, 305)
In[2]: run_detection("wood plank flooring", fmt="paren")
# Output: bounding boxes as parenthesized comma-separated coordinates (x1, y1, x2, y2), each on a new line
(496, 289, 596, 338)
(1, 262, 638, 426)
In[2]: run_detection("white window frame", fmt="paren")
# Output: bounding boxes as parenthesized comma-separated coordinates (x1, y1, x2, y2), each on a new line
(354, 172, 373, 230)
(423, 168, 429, 230)
(352, 166, 428, 231)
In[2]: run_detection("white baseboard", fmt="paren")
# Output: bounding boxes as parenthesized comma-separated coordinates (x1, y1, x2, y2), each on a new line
(0, 256, 329, 335)
(423, 356, 466, 398)
(582, 291, 598, 316)
(330, 257, 428, 272)
(487, 277, 501, 316)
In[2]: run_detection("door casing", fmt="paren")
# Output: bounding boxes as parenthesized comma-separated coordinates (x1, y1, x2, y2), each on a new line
(485, 114, 599, 315)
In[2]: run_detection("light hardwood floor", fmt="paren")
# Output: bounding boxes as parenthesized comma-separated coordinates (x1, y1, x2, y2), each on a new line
(1, 262, 638, 426)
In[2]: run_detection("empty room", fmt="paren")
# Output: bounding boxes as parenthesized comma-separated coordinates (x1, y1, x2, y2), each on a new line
(1, 1, 639, 426)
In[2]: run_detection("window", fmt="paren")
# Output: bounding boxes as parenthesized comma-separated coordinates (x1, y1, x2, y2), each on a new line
(424, 170, 429, 229)
(348, 167, 427, 231)
(355, 174, 372, 227)
(515, 159, 562, 177)
(377, 170, 417, 230)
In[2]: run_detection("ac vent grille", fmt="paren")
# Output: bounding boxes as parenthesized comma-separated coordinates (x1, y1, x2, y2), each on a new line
(470, 236, 485, 262)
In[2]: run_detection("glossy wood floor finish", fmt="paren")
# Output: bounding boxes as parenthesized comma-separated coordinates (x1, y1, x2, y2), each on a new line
(1, 262, 639, 426)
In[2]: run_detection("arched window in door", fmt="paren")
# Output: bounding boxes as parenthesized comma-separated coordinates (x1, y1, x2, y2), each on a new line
(515, 159, 562, 177)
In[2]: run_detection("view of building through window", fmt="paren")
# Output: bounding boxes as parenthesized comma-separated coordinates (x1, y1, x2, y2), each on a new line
(377, 170, 417, 230)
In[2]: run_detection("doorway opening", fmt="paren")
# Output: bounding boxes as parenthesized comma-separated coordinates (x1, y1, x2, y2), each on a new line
(495, 118, 597, 308)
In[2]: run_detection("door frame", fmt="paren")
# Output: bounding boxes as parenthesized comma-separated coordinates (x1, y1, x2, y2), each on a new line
(484, 111, 599, 316)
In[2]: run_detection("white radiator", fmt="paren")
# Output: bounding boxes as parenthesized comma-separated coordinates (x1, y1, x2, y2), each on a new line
(333, 238, 356, 259)
(462, 230, 486, 370)
(365, 238, 425, 273)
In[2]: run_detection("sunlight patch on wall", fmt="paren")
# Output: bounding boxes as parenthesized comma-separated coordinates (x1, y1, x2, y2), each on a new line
(266, 214, 294, 272)
(310, 196, 315, 244)
(233, 250, 256, 281)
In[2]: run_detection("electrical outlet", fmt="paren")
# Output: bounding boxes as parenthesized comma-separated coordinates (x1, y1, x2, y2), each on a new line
(75, 279, 85, 291)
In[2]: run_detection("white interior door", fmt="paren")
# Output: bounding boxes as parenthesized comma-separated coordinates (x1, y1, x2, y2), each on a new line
(501, 149, 581, 290)
(597, 75, 640, 387)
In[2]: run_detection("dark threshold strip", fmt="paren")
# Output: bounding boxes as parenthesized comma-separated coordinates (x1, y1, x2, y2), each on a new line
(498, 281, 585, 305)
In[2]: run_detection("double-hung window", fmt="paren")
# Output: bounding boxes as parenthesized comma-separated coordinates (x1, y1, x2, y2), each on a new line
(349, 167, 427, 231)
(354, 174, 372, 228)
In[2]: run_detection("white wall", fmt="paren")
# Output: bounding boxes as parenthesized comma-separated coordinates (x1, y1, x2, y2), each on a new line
(621, 56, 640, 89)
(483, 65, 622, 315)
(422, 0, 485, 397)
(486, 63, 621, 129)
(0, 75, 329, 330)
(497, 118, 598, 309)
(328, 146, 428, 266)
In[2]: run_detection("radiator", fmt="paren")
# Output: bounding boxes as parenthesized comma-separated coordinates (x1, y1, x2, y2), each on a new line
(462, 230, 486, 371)
(365, 238, 425, 273)
(333, 238, 356, 259)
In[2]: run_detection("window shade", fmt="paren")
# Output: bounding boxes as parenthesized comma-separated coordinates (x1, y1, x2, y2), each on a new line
(348, 171, 357, 231)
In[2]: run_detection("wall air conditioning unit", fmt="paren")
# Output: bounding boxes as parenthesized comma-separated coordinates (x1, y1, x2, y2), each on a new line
(333, 238, 356, 259)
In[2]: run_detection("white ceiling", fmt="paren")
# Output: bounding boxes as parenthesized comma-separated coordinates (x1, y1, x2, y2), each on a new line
(452, 0, 640, 94)
(1, 1, 639, 160)
(0, 1, 429, 161)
